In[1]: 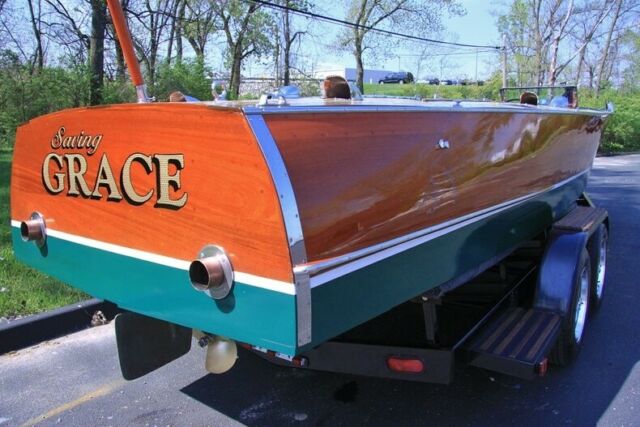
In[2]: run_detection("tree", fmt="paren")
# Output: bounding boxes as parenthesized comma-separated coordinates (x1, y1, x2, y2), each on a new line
(276, 0, 311, 86)
(44, 0, 90, 64)
(341, 0, 464, 93)
(89, 0, 106, 105)
(572, 0, 612, 86)
(182, 0, 217, 62)
(621, 30, 640, 89)
(26, 0, 44, 73)
(127, 0, 178, 88)
(546, 0, 574, 85)
(594, 0, 623, 95)
(499, 0, 640, 88)
(210, 0, 273, 98)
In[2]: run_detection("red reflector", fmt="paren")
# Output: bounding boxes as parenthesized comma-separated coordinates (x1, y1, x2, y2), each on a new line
(536, 358, 549, 376)
(386, 357, 424, 373)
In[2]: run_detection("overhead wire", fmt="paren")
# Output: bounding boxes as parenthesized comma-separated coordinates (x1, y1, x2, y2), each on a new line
(246, 0, 502, 51)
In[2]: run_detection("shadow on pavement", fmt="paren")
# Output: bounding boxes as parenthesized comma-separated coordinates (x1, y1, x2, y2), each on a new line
(182, 158, 640, 426)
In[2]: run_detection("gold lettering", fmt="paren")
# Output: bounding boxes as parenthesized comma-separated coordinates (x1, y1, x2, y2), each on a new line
(42, 153, 65, 193)
(51, 127, 64, 149)
(154, 154, 188, 209)
(77, 132, 86, 148)
(91, 153, 122, 201)
(87, 135, 102, 156)
(65, 154, 92, 196)
(122, 153, 153, 204)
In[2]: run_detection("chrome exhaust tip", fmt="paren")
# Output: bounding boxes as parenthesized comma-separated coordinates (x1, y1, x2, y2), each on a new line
(189, 245, 234, 299)
(20, 212, 46, 248)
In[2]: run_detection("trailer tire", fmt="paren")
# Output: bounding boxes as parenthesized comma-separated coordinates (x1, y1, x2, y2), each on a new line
(550, 249, 591, 367)
(587, 224, 607, 314)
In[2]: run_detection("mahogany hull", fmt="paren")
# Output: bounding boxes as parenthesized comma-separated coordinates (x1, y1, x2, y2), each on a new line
(10, 100, 609, 355)
(265, 111, 603, 262)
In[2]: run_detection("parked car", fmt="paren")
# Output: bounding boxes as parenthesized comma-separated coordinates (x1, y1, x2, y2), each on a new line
(440, 79, 454, 86)
(427, 77, 440, 85)
(277, 85, 301, 98)
(378, 72, 414, 84)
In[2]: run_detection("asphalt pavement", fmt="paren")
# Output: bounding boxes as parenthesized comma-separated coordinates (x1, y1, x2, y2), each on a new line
(1, 154, 639, 427)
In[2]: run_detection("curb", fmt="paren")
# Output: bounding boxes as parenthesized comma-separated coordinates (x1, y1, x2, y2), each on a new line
(0, 299, 121, 354)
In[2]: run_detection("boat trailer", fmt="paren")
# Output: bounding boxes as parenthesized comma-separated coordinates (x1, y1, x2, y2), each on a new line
(246, 196, 609, 383)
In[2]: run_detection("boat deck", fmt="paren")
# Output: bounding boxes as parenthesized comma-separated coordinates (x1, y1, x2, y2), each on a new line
(197, 96, 610, 117)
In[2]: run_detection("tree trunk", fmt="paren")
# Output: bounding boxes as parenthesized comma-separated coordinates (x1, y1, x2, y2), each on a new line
(27, 0, 43, 73)
(166, 0, 180, 65)
(283, 6, 290, 86)
(114, 38, 126, 81)
(176, 0, 186, 63)
(274, 28, 281, 86)
(186, 37, 204, 61)
(354, 35, 364, 93)
(89, 0, 106, 105)
(229, 45, 243, 98)
(547, 0, 573, 85)
(533, 0, 543, 85)
(575, 53, 585, 87)
(595, 0, 622, 96)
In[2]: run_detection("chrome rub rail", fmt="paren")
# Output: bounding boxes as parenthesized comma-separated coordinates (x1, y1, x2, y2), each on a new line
(245, 114, 311, 347)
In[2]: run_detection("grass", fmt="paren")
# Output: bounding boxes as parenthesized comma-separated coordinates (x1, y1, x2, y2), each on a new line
(363, 82, 501, 100)
(0, 146, 87, 319)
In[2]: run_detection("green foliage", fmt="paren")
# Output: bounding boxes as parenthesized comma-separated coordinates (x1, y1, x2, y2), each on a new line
(581, 89, 640, 153)
(0, 147, 87, 318)
(102, 80, 137, 105)
(364, 80, 500, 101)
(153, 59, 213, 102)
(0, 51, 90, 148)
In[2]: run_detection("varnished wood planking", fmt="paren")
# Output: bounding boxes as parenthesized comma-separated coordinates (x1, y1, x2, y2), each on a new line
(11, 103, 293, 282)
(266, 111, 602, 261)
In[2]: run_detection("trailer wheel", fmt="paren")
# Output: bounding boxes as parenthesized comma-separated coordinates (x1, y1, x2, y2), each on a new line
(587, 224, 607, 314)
(550, 249, 591, 366)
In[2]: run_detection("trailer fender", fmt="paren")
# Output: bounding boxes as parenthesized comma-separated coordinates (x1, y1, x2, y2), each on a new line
(534, 231, 589, 316)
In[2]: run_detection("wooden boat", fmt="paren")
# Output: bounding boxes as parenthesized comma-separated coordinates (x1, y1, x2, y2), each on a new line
(9, 0, 613, 371)
(11, 93, 612, 356)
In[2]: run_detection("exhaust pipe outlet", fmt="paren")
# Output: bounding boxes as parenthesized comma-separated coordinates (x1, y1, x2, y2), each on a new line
(189, 245, 234, 299)
(20, 212, 47, 248)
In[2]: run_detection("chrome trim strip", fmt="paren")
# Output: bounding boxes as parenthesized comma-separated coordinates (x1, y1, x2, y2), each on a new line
(243, 104, 611, 117)
(245, 115, 307, 265)
(245, 114, 311, 346)
(296, 170, 589, 288)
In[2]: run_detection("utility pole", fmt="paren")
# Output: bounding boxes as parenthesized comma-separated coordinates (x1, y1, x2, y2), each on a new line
(502, 34, 507, 88)
(475, 48, 478, 84)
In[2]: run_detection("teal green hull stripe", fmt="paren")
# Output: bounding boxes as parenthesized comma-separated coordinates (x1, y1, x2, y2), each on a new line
(12, 229, 297, 355)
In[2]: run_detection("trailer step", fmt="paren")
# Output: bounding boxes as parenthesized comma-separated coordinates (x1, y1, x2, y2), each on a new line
(466, 307, 561, 379)
(554, 206, 607, 233)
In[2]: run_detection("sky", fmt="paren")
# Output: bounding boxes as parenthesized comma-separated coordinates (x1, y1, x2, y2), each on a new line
(194, 0, 505, 81)
(297, 0, 504, 81)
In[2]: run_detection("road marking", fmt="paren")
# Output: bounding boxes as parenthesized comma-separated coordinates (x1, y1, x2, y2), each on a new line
(20, 379, 126, 427)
